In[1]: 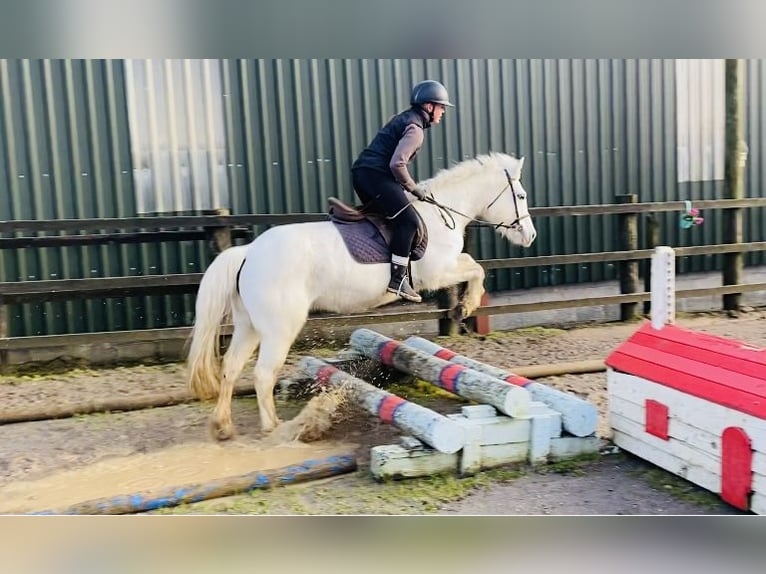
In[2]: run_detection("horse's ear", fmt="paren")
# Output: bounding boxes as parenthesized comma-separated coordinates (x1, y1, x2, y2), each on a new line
(518, 156, 525, 175)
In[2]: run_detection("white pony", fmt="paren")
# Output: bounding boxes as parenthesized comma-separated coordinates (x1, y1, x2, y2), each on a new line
(186, 152, 537, 439)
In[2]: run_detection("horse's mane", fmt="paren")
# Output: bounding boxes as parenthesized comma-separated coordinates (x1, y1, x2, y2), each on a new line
(427, 152, 519, 188)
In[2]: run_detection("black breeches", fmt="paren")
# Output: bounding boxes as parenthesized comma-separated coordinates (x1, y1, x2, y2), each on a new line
(352, 168, 419, 258)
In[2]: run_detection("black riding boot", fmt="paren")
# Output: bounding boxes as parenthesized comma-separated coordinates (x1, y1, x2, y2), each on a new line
(387, 263, 422, 303)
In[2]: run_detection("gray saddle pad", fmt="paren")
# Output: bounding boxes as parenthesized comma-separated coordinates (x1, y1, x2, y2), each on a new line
(332, 219, 392, 264)
(331, 218, 427, 265)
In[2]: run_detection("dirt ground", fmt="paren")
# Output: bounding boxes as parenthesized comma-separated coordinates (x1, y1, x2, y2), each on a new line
(1, 309, 764, 514)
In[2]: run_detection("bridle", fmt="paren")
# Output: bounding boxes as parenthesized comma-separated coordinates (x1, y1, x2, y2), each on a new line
(424, 168, 531, 232)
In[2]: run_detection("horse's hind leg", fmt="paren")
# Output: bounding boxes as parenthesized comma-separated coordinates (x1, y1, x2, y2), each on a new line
(252, 321, 306, 432)
(210, 316, 260, 441)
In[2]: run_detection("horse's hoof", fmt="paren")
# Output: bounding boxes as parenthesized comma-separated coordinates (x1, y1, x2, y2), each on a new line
(209, 417, 235, 441)
(260, 419, 281, 434)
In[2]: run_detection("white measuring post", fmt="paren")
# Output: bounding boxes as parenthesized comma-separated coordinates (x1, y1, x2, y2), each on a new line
(298, 356, 465, 454)
(403, 336, 598, 437)
(349, 329, 531, 418)
(651, 246, 676, 330)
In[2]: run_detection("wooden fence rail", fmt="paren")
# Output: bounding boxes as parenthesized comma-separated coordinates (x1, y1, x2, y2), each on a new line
(2, 197, 766, 364)
(4, 243, 766, 304)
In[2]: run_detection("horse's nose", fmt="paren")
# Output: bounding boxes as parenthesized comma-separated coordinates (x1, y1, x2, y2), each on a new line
(528, 228, 537, 245)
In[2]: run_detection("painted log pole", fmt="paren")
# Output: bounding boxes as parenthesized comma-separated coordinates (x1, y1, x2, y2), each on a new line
(298, 356, 465, 454)
(403, 336, 598, 437)
(349, 329, 530, 418)
(29, 453, 357, 515)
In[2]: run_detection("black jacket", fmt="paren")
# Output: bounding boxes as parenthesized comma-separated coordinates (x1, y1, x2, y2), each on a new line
(352, 107, 431, 191)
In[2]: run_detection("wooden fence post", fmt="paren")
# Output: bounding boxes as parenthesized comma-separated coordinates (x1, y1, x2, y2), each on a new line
(643, 213, 660, 315)
(205, 207, 232, 259)
(0, 296, 7, 366)
(723, 59, 746, 313)
(616, 194, 639, 321)
(437, 287, 460, 337)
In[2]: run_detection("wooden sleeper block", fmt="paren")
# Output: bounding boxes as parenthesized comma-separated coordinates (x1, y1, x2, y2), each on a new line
(370, 406, 599, 480)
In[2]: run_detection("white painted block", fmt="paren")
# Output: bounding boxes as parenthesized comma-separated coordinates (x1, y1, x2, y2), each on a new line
(370, 444, 457, 480)
(399, 436, 425, 450)
(548, 435, 601, 460)
(547, 415, 563, 439)
(479, 442, 530, 468)
(448, 413, 531, 445)
(527, 402, 563, 438)
(461, 404, 497, 419)
(459, 424, 484, 477)
(528, 401, 550, 414)
(528, 412, 553, 465)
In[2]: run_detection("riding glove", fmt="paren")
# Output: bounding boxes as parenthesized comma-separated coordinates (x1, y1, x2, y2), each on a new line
(411, 184, 428, 200)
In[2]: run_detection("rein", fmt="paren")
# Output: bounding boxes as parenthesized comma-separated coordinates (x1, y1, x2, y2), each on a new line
(422, 168, 531, 232)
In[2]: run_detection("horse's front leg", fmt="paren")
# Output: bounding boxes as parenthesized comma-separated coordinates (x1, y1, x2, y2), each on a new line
(252, 328, 304, 432)
(432, 253, 486, 322)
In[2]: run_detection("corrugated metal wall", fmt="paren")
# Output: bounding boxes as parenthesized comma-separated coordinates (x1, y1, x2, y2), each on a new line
(745, 59, 766, 268)
(218, 59, 764, 289)
(2, 59, 765, 336)
(0, 59, 199, 336)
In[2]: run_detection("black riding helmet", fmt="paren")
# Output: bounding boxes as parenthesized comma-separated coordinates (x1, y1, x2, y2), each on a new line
(410, 80, 455, 108)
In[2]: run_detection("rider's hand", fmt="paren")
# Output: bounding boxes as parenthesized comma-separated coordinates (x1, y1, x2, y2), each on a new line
(411, 184, 428, 201)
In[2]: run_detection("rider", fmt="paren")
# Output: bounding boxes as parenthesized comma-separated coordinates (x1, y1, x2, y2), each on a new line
(351, 79, 454, 303)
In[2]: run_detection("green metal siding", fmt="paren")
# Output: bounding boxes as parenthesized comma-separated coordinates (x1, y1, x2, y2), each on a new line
(2, 59, 765, 337)
(0, 59, 196, 337)
(2, 60, 135, 337)
(745, 59, 766, 269)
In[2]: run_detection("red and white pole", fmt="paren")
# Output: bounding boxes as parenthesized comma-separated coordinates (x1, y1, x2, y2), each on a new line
(349, 329, 530, 418)
(403, 336, 598, 437)
(298, 356, 465, 454)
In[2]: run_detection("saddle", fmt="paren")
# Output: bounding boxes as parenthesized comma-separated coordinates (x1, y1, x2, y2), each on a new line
(327, 197, 428, 264)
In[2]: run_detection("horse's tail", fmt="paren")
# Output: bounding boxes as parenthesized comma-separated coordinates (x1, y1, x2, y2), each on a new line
(186, 244, 249, 400)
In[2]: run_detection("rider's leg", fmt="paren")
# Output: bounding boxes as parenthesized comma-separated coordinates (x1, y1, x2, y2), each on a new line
(351, 168, 422, 303)
(388, 257, 421, 302)
(387, 210, 421, 303)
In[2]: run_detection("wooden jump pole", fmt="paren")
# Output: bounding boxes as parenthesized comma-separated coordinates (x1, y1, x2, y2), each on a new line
(298, 357, 465, 454)
(29, 453, 357, 515)
(349, 329, 531, 418)
(403, 336, 598, 437)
